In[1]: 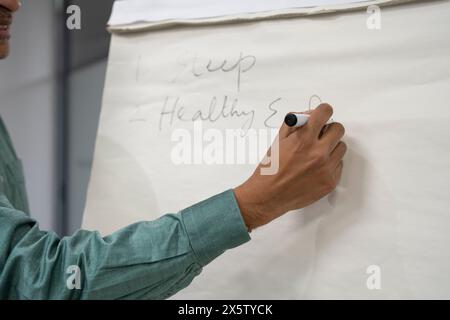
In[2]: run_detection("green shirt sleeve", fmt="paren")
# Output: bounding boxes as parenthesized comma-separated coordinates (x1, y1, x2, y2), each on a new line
(0, 190, 250, 300)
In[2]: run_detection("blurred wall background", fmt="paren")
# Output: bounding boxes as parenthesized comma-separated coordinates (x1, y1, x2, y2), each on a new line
(0, 0, 114, 235)
(65, 0, 114, 234)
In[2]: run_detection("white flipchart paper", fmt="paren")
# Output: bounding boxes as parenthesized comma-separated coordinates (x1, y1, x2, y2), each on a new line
(84, 0, 450, 299)
(108, 0, 368, 26)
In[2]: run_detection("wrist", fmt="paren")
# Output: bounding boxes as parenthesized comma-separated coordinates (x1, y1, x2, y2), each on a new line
(233, 185, 266, 232)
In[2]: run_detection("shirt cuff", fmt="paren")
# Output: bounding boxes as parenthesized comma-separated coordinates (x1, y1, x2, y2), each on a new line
(180, 189, 251, 266)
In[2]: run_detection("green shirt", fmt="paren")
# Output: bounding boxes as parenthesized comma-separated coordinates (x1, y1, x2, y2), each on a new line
(0, 116, 250, 299)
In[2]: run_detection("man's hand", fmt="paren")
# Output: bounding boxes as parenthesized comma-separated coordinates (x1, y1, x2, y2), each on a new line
(234, 103, 346, 231)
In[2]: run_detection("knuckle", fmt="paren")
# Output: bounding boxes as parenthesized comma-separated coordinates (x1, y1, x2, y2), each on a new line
(296, 131, 314, 148)
(310, 149, 328, 167)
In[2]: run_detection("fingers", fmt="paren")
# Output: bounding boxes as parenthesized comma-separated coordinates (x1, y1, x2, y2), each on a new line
(320, 122, 345, 152)
(329, 141, 347, 169)
(305, 103, 333, 138)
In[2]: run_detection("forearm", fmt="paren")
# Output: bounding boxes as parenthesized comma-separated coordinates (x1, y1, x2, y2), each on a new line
(0, 190, 250, 299)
